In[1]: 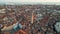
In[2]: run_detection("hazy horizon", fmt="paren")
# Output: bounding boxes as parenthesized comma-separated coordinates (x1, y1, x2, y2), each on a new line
(0, 0, 60, 5)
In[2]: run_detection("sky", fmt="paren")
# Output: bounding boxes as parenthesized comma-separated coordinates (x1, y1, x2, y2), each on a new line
(0, 0, 60, 2)
(0, 0, 60, 5)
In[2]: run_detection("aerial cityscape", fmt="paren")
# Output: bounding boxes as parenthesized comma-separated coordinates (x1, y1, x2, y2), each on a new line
(0, 4, 60, 34)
